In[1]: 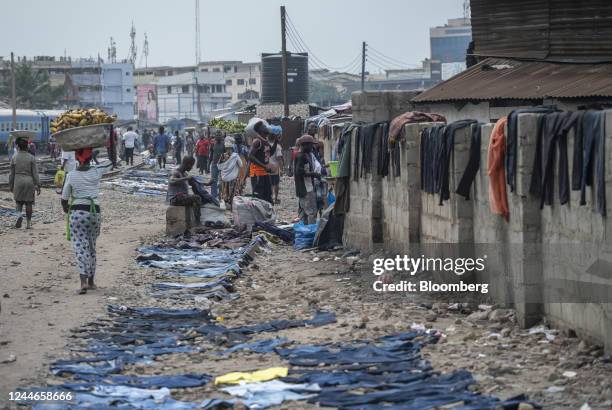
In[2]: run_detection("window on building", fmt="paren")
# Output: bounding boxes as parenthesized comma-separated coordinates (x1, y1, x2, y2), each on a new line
(167, 70, 173, 76)
(213, 68, 220, 72)
(126, 72, 130, 76)
(167, 86, 172, 94)
(126, 88, 131, 93)
(237, 79, 245, 85)
(201, 68, 208, 72)
(226, 79, 232, 85)
(182, 85, 189, 93)
(224, 66, 231, 73)
(217, 84, 224, 93)
(234, 65, 238, 73)
(249, 78, 256, 85)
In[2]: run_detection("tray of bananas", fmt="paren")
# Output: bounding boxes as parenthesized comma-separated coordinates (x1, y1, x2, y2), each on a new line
(51, 109, 117, 151)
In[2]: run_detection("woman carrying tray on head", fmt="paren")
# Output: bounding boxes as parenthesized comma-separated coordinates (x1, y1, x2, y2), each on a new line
(9, 137, 41, 229)
(60, 148, 112, 294)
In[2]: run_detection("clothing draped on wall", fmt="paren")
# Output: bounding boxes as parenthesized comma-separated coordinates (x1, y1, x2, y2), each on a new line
(420, 119, 479, 206)
(487, 117, 510, 221)
(505, 106, 556, 193)
(456, 124, 483, 200)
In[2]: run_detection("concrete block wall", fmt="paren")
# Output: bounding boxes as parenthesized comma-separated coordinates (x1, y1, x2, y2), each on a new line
(344, 91, 418, 253)
(343, 89, 612, 352)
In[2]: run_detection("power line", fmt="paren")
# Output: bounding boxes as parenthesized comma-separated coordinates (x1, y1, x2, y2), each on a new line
(285, 12, 363, 72)
(368, 44, 421, 68)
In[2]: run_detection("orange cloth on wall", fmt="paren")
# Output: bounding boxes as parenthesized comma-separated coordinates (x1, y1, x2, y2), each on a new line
(487, 117, 509, 221)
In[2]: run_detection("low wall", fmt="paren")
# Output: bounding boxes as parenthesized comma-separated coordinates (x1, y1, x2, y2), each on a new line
(341, 90, 612, 352)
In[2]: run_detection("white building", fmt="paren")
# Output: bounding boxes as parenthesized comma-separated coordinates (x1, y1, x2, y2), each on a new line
(197, 61, 261, 103)
(155, 71, 230, 123)
(101, 63, 135, 120)
(69, 60, 135, 120)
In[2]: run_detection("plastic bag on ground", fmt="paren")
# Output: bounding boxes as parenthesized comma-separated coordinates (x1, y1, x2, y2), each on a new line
(293, 221, 317, 250)
(232, 196, 275, 230)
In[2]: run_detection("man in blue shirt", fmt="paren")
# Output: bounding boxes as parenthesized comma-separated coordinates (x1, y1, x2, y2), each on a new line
(153, 126, 171, 169)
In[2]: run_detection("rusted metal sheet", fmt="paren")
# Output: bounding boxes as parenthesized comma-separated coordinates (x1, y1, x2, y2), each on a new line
(412, 58, 612, 102)
(470, 0, 612, 61)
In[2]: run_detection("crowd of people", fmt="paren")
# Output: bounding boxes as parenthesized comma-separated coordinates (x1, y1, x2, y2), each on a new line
(5, 117, 330, 295)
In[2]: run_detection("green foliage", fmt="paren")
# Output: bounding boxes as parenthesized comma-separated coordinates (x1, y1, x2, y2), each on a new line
(309, 79, 351, 107)
(0, 63, 64, 109)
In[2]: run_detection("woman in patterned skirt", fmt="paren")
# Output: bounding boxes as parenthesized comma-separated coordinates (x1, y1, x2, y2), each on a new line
(61, 148, 112, 294)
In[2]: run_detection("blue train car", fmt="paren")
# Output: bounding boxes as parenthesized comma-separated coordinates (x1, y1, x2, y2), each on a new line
(0, 109, 63, 153)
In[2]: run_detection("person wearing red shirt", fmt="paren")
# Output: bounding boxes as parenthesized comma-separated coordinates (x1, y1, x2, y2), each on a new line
(195, 133, 211, 175)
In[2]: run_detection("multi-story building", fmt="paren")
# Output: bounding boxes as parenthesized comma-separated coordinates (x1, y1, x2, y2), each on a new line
(69, 59, 103, 107)
(197, 61, 261, 103)
(68, 60, 134, 120)
(429, 17, 472, 81)
(101, 63, 135, 120)
(134, 61, 261, 104)
(155, 71, 230, 123)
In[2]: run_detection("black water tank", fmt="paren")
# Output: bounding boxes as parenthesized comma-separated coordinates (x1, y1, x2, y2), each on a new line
(261, 52, 309, 104)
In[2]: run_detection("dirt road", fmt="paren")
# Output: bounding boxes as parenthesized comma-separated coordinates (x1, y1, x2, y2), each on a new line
(1, 175, 611, 409)
(0, 187, 166, 408)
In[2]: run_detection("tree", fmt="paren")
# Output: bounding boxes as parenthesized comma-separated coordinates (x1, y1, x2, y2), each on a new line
(309, 79, 351, 107)
(0, 63, 64, 109)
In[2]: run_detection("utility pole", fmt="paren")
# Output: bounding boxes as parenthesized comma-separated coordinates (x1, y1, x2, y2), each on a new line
(195, 0, 201, 65)
(10, 52, 16, 131)
(195, 72, 202, 121)
(361, 41, 367, 92)
(280, 6, 289, 117)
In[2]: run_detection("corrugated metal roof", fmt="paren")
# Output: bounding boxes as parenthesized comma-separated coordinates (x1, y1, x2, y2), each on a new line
(412, 58, 612, 103)
(470, 0, 612, 61)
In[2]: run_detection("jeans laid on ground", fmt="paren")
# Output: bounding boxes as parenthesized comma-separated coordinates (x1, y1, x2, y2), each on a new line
(221, 380, 320, 409)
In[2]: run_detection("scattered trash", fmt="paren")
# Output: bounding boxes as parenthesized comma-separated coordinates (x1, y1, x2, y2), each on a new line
(528, 325, 557, 341)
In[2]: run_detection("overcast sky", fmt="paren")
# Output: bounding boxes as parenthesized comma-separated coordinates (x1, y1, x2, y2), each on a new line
(4, 0, 464, 72)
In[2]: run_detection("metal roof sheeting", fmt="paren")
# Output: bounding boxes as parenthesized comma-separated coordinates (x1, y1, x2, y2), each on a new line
(471, 0, 612, 61)
(412, 58, 612, 103)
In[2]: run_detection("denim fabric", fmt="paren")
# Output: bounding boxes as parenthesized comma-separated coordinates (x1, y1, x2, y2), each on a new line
(506, 106, 556, 192)
(74, 374, 211, 389)
(223, 337, 290, 354)
(221, 380, 320, 409)
(456, 123, 482, 199)
(253, 221, 295, 243)
(197, 311, 336, 338)
(580, 110, 606, 216)
(108, 305, 212, 320)
(529, 111, 582, 208)
(27, 385, 201, 410)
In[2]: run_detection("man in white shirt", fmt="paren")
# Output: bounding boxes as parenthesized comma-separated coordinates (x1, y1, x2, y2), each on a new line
(61, 150, 77, 174)
(122, 126, 138, 166)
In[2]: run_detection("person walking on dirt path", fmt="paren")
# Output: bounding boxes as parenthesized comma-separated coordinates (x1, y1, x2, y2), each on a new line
(195, 133, 210, 175)
(217, 136, 243, 210)
(268, 125, 284, 204)
(186, 129, 196, 157)
(122, 126, 138, 166)
(174, 131, 183, 165)
(209, 131, 225, 199)
(154, 126, 171, 169)
(294, 135, 320, 224)
(248, 121, 274, 204)
(61, 148, 113, 294)
(9, 137, 40, 229)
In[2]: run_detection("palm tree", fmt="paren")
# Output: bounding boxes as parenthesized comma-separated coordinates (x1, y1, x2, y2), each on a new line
(0, 63, 64, 109)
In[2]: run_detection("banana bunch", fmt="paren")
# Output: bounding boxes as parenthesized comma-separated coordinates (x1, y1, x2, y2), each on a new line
(208, 118, 246, 134)
(51, 108, 116, 134)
